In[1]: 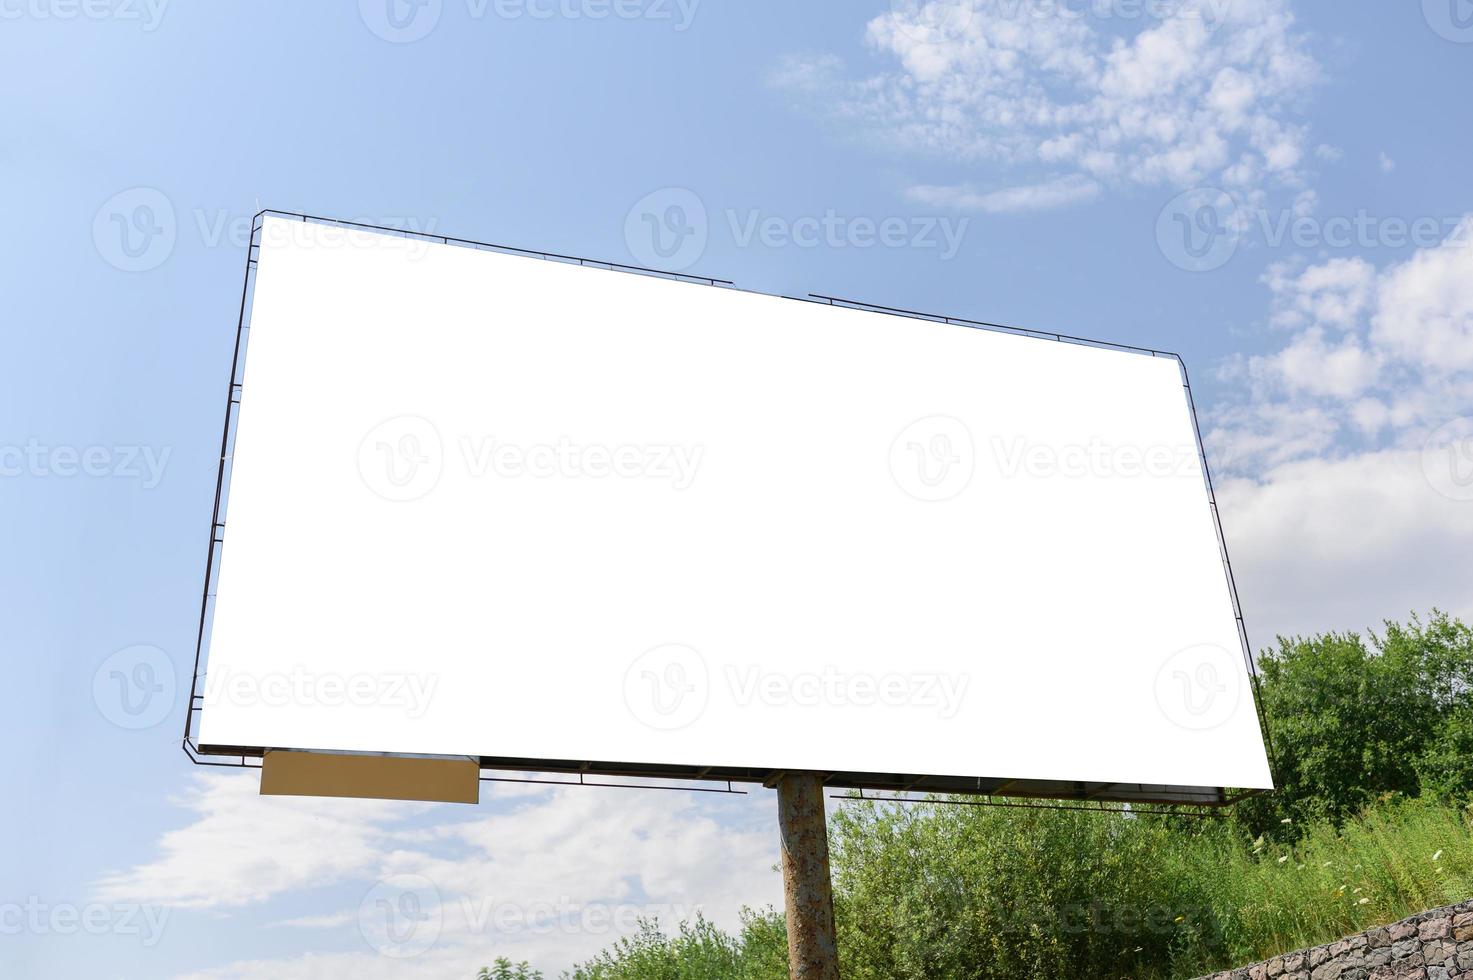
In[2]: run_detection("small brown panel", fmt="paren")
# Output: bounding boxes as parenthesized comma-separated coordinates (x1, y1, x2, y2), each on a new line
(260, 750, 480, 804)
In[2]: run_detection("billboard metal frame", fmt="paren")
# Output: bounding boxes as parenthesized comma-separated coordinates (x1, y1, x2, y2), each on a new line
(182, 209, 1275, 808)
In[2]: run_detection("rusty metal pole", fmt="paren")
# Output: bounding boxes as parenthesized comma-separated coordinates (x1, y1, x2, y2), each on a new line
(775, 772, 841, 980)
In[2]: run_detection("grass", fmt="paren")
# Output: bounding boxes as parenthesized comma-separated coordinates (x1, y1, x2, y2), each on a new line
(1201, 800, 1473, 965)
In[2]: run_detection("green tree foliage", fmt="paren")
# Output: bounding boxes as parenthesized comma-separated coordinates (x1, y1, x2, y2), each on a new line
(564, 913, 786, 980)
(477, 958, 543, 980)
(1236, 611, 1473, 839)
(829, 800, 1227, 979)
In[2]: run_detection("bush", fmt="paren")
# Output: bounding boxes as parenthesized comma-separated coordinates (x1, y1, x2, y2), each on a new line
(1235, 611, 1473, 840)
(564, 913, 786, 980)
(565, 800, 1473, 980)
(829, 799, 1226, 979)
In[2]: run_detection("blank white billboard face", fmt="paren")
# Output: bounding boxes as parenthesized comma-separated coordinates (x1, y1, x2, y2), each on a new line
(197, 216, 1273, 796)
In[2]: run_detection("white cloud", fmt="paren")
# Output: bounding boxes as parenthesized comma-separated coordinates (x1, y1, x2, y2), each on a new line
(93, 773, 427, 909)
(1262, 256, 1376, 331)
(773, 0, 1319, 202)
(1218, 449, 1473, 645)
(1371, 223, 1473, 373)
(904, 174, 1100, 212)
(268, 912, 357, 929)
(1254, 326, 1381, 399)
(1216, 219, 1473, 469)
(1379, 151, 1397, 173)
(1207, 221, 1473, 643)
(100, 773, 781, 978)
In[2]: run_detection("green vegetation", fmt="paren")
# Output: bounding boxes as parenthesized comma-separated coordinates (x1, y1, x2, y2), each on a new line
(550, 800, 1473, 980)
(477, 960, 544, 980)
(1209, 800, 1473, 961)
(1234, 611, 1473, 839)
(565, 915, 788, 980)
(507, 612, 1473, 979)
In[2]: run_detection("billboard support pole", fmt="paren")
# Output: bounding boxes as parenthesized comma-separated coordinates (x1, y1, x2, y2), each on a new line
(775, 772, 841, 979)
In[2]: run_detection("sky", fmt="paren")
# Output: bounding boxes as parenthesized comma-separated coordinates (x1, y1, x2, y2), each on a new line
(3, 1, 1472, 976)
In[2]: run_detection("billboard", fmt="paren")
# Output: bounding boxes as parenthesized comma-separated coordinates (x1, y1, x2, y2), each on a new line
(191, 212, 1273, 805)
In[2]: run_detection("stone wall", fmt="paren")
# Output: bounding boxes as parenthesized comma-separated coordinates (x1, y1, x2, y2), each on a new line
(1195, 899, 1473, 980)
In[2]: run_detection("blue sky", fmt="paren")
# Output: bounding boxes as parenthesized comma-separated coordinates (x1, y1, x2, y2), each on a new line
(4, 1, 1473, 976)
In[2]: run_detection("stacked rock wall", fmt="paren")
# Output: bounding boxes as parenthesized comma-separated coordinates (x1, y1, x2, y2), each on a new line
(1195, 900, 1473, 980)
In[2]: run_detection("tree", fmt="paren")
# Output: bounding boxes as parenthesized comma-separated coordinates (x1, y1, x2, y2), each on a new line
(477, 958, 543, 980)
(565, 913, 784, 980)
(1234, 611, 1473, 839)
